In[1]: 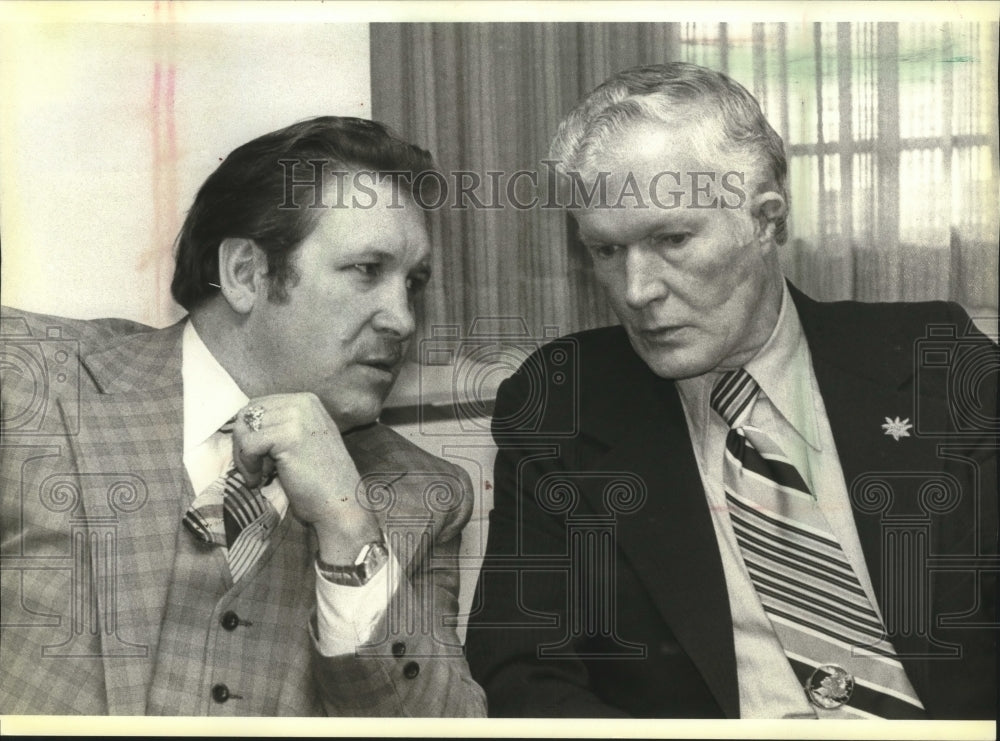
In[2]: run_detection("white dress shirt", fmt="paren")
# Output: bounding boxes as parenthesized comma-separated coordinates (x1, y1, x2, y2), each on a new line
(675, 285, 887, 718)
(181, 320, 399, 656)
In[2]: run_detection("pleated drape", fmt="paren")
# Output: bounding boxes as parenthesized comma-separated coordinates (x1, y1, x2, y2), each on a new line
(372, 22, 998, 345)
(372, 23, 683, 341)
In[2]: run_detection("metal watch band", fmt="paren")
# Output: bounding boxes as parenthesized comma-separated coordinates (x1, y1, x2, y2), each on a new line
(315, 534, 389, 587)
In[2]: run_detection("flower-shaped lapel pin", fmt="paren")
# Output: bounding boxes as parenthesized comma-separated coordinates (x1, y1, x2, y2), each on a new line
(881, 416, 913, 441)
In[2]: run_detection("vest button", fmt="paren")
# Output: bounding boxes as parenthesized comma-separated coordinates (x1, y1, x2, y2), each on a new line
(403, 661, 420, 679)
(211, 683, 230, 703)
(391, 641, 407, 657)
(220, 611, 240, 631)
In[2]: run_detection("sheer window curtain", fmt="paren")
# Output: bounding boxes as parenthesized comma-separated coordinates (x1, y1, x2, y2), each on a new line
(371, 22, 999, 342)
(694, 22, 999, 314)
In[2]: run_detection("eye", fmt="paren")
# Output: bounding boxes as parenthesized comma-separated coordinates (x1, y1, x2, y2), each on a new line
(589, 243, 623, 260)
(406, 271, 430, 294)
(351, 262, 382, 278)
(654, 233, 690, 248)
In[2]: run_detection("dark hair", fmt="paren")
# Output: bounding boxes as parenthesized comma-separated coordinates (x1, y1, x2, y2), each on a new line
(550, 62, 789, 244)
(170, 116, 435, 310)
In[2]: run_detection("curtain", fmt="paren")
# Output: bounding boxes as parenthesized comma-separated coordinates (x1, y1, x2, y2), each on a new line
(371, 22, 999, 343)
(372, 23, 685, 342)
(685, 22, 999, 311)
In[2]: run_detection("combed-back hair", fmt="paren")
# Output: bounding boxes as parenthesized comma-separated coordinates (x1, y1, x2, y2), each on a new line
(171, 116, 435, 310)
(549, 62, 788, 243)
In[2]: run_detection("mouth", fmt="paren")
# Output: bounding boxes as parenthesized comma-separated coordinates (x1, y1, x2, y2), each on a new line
(638, 325, 685, 342)
(357, 355, 402, 377)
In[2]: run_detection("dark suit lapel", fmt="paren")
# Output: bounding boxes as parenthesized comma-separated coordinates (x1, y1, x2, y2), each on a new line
(582, 367, 740, 718)
(804, 356, 905, 614)
(64, 320, 191, 715)
(792, 286, 940, 705)
(791, 285, 918, 607)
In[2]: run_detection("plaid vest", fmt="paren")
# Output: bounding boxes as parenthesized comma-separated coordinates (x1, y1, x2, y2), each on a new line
(146, 510, 322, 715)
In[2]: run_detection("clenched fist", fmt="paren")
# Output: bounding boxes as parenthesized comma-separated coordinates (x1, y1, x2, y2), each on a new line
(230, 392, 382, 563)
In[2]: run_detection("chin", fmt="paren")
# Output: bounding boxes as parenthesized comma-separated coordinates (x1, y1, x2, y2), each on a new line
(324, 395, 384, 432)
(637, 349, 716, 381)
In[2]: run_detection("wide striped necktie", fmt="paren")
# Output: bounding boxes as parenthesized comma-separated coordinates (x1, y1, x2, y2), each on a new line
(711, 368, 925, 718)
(182, 417, 280, 582)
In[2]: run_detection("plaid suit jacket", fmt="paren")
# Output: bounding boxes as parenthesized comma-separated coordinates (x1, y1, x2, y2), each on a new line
(0, 306, 486, 716)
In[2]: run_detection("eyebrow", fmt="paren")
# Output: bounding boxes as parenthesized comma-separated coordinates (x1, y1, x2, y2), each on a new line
(578, 214, 703, 245)
(340, 246, 430, 267)
(342, 248, 397, 262)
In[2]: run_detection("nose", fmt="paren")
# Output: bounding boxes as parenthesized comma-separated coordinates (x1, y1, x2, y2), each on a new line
(623, 244, 668, 310)
(372, 279, 416, 340)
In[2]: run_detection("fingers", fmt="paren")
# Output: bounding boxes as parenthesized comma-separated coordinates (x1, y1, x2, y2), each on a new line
(231, 402, 274, 488)
(228, 394, 365, 532)
(233, 438, 263, 489)
(230, 394, 344, 489)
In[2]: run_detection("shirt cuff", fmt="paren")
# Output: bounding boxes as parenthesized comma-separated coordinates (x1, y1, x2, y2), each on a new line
(313, 547, 401, 657)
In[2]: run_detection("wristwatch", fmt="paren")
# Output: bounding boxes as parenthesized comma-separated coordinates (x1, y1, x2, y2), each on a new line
(315, 534, 389, 587)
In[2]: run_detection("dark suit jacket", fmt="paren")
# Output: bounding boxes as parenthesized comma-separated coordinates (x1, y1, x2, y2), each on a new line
(465, 285, 998, 718)
(0, 306, 486, 716)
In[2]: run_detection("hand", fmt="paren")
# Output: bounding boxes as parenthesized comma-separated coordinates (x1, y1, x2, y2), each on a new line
(231, 393, 381, 563)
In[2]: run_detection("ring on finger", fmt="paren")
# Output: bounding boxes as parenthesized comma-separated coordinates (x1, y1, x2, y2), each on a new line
(243, 404, 265, 432)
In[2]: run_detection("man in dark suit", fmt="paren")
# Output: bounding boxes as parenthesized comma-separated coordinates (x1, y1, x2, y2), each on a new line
(0, 117, 485, 715)
(465, 63, 997, 719)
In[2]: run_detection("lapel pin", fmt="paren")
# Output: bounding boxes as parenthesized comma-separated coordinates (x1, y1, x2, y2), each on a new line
(881, 416, 913, 441)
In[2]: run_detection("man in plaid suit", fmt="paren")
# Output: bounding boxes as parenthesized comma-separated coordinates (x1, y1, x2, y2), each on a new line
(0, 117, 486, 716)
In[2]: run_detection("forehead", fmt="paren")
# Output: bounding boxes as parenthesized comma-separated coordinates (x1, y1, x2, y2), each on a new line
(306, 177, 431, 260)
(585, 118, 724, 183)
(571, 120, 749, 242)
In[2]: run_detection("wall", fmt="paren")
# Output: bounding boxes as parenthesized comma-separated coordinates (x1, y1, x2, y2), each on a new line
(1, 12, 370, 327)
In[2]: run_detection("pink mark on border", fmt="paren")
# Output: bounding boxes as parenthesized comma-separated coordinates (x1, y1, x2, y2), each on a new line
(143, 57, 179, 324)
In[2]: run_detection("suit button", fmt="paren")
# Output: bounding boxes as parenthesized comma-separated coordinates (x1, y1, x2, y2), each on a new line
(403, 661, 420, 679)
(211, 684, 230, 703)
(392, 641, 406, 657)
(220, 611, 240, 631)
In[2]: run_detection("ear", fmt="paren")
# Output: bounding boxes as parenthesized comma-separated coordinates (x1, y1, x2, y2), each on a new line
(218, 238, 267, 314)
(749, 190, 787, 244)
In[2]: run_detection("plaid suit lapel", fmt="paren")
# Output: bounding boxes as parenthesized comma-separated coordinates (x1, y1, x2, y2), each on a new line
(64, 320, 190, 715)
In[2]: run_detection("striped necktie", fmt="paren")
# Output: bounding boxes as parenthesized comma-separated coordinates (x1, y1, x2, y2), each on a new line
(182, 417, 280, 582)
(711, 368, 925, 718)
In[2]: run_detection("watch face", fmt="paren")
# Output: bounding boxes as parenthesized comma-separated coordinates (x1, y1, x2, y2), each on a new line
(359, 541, 390, 583)
(316, 537, 389, 586)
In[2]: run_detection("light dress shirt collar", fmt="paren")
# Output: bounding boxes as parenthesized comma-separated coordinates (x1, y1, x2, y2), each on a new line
(677, 282, 821, 453)
(181, 320, 249, 459)
(741, 283, 822, 452)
